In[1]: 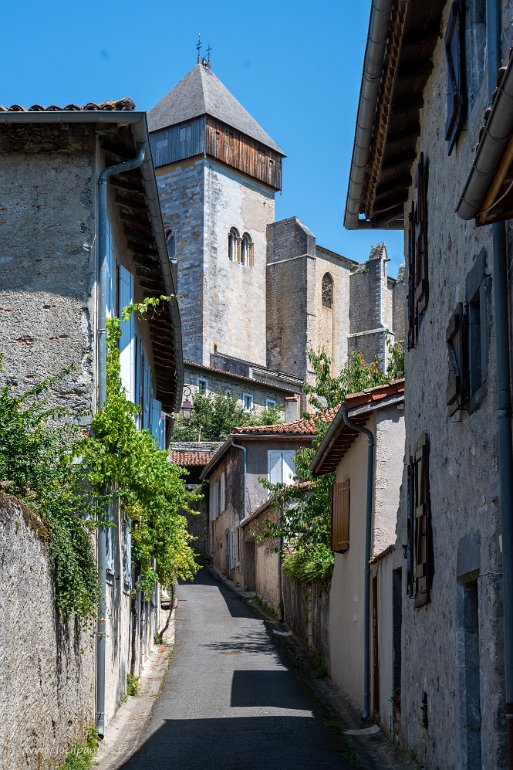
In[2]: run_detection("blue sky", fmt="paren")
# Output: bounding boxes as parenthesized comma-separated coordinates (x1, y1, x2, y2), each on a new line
(2, 0, 404, 275)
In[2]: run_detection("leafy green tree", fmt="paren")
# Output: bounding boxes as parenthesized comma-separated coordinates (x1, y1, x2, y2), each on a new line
(172, 392, 283, 442)
(261, 345, 404, 583)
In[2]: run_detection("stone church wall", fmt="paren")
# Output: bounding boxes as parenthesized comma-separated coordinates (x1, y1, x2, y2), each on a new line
(396, 5, 504, 767)
(156, 157, 205, 364)
(0, 495, 95, 769)
(204, 159, 273, 368)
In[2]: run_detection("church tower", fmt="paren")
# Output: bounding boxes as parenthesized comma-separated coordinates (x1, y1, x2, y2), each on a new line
(148, 61, 285, 371)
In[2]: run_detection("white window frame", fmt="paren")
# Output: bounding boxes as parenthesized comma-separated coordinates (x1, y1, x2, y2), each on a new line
(123, 515, 132, 588)
(197, 376, 208, 394)
(118, 264, 135, 403)
(209, 480, 219, 521)
(219, 472, 226, 514)
(242, 392, 254, 412)
(268, 449, 296, 486)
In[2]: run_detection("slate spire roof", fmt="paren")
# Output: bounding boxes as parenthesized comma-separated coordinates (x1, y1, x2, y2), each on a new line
(148, 63, 284, 155)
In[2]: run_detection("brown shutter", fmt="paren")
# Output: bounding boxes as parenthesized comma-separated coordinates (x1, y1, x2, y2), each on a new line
(331, 481, 350, 553)
(414, 435, 432, 608)
(415, 154, 429, 317)
(446, 302, 468, 414)
(249, 241, 255, 268)
(445, 0, 467, 155)
(407, 201, 416, 350)
(406, 459, 414, 597)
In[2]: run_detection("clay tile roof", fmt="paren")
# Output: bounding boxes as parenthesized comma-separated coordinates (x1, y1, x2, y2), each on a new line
(0, 98, 136, 113)
(344, 378, 405, 409)
(170, 451, 214, 467)
(231, 404, 340, 437)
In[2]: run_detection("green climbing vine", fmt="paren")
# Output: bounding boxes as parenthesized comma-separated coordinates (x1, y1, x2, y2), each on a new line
(80, 296, 200, 597)
(0, 369, 100, 619)
(0, 295, 200, 618)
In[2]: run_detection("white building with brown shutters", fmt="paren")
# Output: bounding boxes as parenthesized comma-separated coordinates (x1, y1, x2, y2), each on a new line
(345, 2, 513, 768)
(311, 381, 405, 737)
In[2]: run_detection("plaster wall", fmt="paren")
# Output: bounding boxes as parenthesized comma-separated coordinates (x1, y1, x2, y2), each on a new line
(0, 495, 95, 769)
(329, 421, 374, 706)
(374, 408, 405, 556)
(398, 7, 504, 768)
(0, 133, 96, 416)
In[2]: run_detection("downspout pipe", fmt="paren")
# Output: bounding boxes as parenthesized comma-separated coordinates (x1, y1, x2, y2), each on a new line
(231, 438, 247, 577)
(487, 3, 513, 765)
(95, 144, 146, 739)
(342, 405, 375, 721)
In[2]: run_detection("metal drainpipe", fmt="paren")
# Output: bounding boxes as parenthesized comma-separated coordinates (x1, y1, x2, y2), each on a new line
(342, 404, 375, 721)
(231, 438, 247, 574)
(96, 144, 146, 738)
(487, 2, 513, 763)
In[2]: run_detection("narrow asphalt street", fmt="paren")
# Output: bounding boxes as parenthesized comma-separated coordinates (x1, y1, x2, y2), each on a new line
(121, 568, 356, 769)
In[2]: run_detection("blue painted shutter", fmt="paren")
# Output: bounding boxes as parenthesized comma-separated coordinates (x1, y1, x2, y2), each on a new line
(123, 516, 132, 587)
(151, 398, 162, 443)
(106, 501, 115, 574)
(135, 339, 143, 429)
(105, 220, 113, 317)
(118, 266, 135, 402)
(142, 361, 151, 429)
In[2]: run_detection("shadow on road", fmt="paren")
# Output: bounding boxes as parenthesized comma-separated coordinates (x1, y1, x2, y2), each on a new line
(120, 715, 349, 770)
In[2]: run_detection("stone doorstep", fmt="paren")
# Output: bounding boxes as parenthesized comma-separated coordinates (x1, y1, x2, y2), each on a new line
(93, 610, 175, 770)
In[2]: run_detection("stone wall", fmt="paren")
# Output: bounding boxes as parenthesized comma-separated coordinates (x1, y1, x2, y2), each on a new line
(282, 574, 331, 671)
(0, 495, 95, 769)
(155, 158, 205, 364)
(397, 4, 505, 767)
(0, 128, 96, 415)
(204, 160, 273, 368)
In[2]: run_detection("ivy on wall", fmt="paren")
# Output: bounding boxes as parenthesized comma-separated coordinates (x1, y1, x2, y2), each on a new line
(0, 298, 200, 618)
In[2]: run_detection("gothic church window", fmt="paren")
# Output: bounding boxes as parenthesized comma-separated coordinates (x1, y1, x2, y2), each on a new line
(322, 272, 334, 308)
(228, 227, 240, 262)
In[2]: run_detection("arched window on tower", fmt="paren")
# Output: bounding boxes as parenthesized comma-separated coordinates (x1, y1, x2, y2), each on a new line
(322, 272, 333, 309)
(228, 227, 240, 262)
(241, 233, 254, 267)
(165, 228, 176, 261)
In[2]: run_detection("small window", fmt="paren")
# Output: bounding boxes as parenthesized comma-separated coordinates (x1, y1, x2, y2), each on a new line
(265, 398, 277, 410)
(165, 228, 175, 261)
(242, 392, 253, 412)
(322, 272, 333, 308)
(228, 227, 240, 262)
(241, 233, 254, 267)
(197, 376, 208, 394)
(179, 124, 192, 142)
(332, 480, 350, 553)
(268, 450, 296, 485)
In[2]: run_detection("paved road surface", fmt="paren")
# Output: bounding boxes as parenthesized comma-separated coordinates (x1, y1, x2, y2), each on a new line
(122, 569, 355, 769)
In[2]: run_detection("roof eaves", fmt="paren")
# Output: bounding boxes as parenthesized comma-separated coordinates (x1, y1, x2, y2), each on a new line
(344, 0, 396, 230)
(310, 382, 405, 476)
(457, 52, 513, 220)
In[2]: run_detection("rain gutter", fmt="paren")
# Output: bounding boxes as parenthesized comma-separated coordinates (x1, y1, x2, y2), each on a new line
(344, 0, 394, 230)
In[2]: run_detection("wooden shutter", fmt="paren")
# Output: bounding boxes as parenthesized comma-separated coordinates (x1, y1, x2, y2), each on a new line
(415, 154, 429, 317)
(413, 435, 432, 608)
(331, 481, 350, 553)
(446, 303, 468, 414)
(249, 242, 255, 268)
(406, 459, 414, 597)
(407, 201, 416, 349)
(445, 0, 466, 155)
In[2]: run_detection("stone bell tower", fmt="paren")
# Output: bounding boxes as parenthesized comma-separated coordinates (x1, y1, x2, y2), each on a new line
(148, 60, 285, 370)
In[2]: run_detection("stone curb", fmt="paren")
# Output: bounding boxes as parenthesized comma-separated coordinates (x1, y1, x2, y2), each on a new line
(93, 607, 175, 770)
